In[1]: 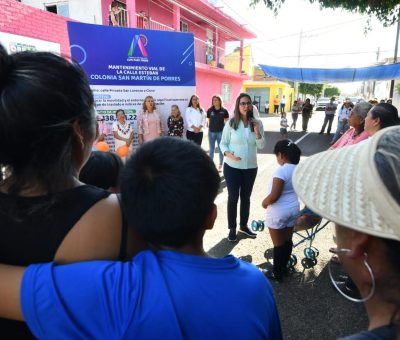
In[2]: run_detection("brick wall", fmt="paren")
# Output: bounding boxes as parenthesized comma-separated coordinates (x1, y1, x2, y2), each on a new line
(0, 0, 71, 56)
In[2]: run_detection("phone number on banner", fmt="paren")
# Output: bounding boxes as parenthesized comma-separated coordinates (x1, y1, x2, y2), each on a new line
(101, 114, 137, 122)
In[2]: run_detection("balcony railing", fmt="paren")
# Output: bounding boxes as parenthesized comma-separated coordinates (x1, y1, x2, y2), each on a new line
(114, 8, 173, 31)
(194, 37, 225, 68)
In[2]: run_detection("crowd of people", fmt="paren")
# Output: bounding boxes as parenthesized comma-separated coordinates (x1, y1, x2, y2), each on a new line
(0, 46, 400, 339)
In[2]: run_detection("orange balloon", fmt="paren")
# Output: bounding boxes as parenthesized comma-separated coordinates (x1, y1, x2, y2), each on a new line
(96, 141, 110, 152)
(116, 145, 129, 157)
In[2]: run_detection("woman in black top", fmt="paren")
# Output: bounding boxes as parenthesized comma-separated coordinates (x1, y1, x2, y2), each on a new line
(301, 98, 313, 132)
(0, 46, 146, 338)
(206, 95, 229, 171)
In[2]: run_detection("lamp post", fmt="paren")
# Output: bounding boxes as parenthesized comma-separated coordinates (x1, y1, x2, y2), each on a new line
(389, 8, 400, 99)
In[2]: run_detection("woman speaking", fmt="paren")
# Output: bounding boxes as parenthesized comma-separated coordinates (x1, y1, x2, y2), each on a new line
(220, 93, 265, 242)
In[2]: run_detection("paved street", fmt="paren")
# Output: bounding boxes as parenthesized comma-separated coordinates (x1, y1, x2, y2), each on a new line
(202, 110, 368, 339)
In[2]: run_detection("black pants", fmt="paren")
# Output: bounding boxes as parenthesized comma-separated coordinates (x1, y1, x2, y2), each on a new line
(280, 103, 285, 113)
(274, 105, 279, 114)
(186, 130, 203, 146)
(320, 114, 335, 134)
(302, 113, 310, 131)
(224, 163, 257, 229)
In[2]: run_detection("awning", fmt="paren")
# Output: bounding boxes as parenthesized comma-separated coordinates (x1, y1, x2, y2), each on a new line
(259, 63, 400, 83)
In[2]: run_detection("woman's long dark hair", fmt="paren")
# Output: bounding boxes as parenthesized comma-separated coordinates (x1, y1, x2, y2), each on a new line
(0, 44, 95, 195)
(187, 94, 203, 113)
(230, 93, 254, 131)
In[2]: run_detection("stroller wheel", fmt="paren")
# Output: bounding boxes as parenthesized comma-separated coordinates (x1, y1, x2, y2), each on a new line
(287, 254, 297, 268)
(304, 247, 316, 259)
(251, 220, 264, 232)
(301, 257, 317, 269)
(310, 246, 319, 257)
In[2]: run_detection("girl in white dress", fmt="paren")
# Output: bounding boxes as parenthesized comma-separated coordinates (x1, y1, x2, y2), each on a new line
(262, 140, 302, 281)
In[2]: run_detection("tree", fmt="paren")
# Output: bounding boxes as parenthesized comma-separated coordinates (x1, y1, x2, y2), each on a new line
(324, 86, 341, 97)
(249, 0, 400, 27)
(396, 83, 400, 95)
(298, 83, 324, 98)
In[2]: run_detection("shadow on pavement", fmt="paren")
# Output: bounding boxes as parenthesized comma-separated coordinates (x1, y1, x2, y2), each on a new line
(258, 130, 332, 156)
(207, 233, 256, 258)
(266, 261, 367, 340)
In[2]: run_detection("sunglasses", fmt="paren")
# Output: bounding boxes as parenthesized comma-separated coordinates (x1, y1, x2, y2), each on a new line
(239, 102, 252, 106)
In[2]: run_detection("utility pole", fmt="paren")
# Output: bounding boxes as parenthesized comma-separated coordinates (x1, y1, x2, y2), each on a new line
(294, 29, 303, 102)
(371, 47, 380, 98)
(389, 9, 400, 99)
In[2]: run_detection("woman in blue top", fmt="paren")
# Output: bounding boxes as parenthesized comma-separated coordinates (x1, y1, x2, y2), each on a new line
(220, 93, 265, 242)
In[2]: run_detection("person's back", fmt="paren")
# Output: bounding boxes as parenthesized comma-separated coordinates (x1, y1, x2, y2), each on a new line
(0, 46, 145, 337)
(0, 138, 282, 339)
(21, 249, 280, 339)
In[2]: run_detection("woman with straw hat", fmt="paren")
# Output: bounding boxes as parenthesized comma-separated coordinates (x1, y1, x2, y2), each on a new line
(293, 126, 400, 339)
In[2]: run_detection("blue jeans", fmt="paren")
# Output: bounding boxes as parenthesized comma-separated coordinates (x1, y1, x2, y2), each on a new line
(224, 163, 258, 229)
(208, 131, 223, 165)
(331, 120, 349, 143)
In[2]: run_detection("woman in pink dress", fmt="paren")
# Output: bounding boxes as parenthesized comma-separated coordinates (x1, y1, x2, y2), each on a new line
(330, 102, 372, 150)
(138, 96, 164, 145)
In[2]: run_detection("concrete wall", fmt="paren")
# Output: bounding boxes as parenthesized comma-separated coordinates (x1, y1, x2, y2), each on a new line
(1, 0, 70, 56)
(196, 69, 245, 113)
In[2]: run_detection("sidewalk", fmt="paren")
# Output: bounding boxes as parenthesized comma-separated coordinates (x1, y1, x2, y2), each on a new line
(202, 114, 368, 340)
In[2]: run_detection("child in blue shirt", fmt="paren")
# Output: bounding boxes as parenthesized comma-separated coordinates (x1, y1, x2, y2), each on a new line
(0, 137, 282, 340)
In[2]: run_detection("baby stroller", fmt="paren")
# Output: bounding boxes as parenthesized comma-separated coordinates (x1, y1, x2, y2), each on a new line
(289, 207, 330, 270)
(251, 207, 329, 271)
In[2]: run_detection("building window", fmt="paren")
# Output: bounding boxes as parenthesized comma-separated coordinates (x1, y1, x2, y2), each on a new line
(221, 83, 232, 104)
(45, 3, 69, 17)
(180, 21, 188, 32)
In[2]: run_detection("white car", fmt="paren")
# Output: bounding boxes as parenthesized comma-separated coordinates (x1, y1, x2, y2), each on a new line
(315, 97, 333, 111)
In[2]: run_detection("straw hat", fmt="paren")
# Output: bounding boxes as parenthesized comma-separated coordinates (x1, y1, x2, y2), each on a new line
(293, 126, 400, 242)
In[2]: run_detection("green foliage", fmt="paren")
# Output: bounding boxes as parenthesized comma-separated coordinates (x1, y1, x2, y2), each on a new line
(396, 83, 400, 95)
(324, 86, 341, 97)
(249, 0, 400, 27)
(299, 83, 324, 98)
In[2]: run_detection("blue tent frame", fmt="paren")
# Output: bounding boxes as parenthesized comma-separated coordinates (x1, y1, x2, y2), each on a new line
(259, 63, 400, 83)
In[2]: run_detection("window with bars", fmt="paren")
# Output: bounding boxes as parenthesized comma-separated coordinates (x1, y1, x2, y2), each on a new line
(180, 21, 188, 32)
(221, 83, 232, 104)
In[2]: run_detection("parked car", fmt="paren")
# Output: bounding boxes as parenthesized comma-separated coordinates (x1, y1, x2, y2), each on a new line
(347, 97, 364, 104)
(315, 97, 333, 111)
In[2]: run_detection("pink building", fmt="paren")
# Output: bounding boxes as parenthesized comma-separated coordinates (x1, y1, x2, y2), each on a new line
(1, 0, 256, 110)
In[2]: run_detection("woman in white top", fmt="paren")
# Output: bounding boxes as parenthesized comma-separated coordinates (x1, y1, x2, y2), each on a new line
(262, 140, 302, 282)
(138, 96, 164, 145)
(185, 94, 206, 145)
(112, 109, 134, 153)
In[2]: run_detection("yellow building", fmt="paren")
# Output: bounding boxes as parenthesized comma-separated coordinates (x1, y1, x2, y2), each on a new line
(225, 45, 254, 76)
(225, 46, 294, 113)
(242, 80, 294, 114)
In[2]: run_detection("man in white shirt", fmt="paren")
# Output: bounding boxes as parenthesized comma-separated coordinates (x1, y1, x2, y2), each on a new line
(330, 100, 352, 144)
(319, 97, 337, 135)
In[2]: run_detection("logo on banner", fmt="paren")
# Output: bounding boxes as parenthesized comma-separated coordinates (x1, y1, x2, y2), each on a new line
(127, 34, 149, 62)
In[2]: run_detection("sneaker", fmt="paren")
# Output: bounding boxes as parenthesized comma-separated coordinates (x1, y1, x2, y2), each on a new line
(227, 229, 237, 242)
(318, 131, 323, 135)
(239, 226, 257, 238)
